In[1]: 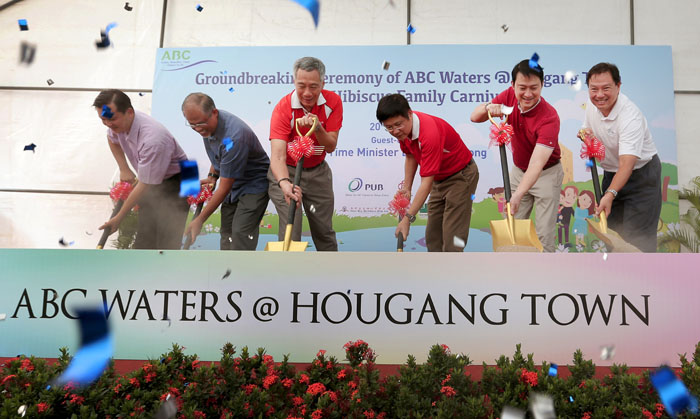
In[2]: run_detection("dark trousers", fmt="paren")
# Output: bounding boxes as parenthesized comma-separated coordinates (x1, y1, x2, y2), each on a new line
(219, 191, 269, 250)
(134, 174, 189, 250)
(602, 154, 662, 253)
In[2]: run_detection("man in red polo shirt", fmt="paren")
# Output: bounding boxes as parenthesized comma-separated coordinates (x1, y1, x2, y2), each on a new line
(470, 59, 563, 252)
(268, 56, 342, 251)
(377, 94, 479, 252)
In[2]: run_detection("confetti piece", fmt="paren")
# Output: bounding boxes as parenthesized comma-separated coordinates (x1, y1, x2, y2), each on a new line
(600, 345, 615, 360)
(309, 204, 316, 213)
(470, 194, 476, 201)
(407, 23, 416, 34)
(569, 396, 574, 403)
(0, 313, 6, 321)
(178, 160, 200, 197)
(19, 41, 36, 64)
(18, 19, 28, 31)
(124, 2, 133, 11)
(196, 4, 203, 12)
(23, 143, 37, 152)
(222, 137, 233, 152)
(222, 269, 231, 280)
(382, 60, 390, 70)
(501, 406, 525, 419)
(228, 87, 234, 92)
(291, 0, 319, 27)
(96, 22, 118, 49)
(46, 79, 54, 86)
(603, 252, 608, 261)
(101, 105, 114, 119)
(528, 52, 543, 71)
(154, 397, 178, 419)
(18, 405, 26, 417)
(58, 237, 75, 247)
(501, 24, 509, 33)
(347, 289, 351, 294)
(138, 92, 145, 96)
(564, 70, 582, 91)
(45, 385, 51, 390)
(248, 235, 254, 240)
(529, 393, 556, 419)
(548, 364, 558, 377)
(54, 306, 113, 387)
(651, 366, 699, 417)
(501, 105, 514, 115)
(453, 236, 465, 248)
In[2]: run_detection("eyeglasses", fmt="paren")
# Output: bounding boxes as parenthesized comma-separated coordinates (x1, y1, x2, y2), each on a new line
(383, 121, 405, 133)
(185, 121, 208, 128)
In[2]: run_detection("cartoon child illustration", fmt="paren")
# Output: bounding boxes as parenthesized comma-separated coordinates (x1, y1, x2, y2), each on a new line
(488, 187, 506, 218)
(572, 189, 595, 249)
(558, 186, 577, 247)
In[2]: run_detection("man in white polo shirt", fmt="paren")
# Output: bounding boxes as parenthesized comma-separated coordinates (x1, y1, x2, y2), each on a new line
(580, 62, 661, 252)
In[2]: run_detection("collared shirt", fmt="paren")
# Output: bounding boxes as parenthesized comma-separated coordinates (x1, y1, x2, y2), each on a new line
(582, 93, 657, 171)
(492, 87, 561, 171)
(398, 111, 473, 181)
(269, 89, 343, 168)
(107, 111, 187, 185)
(203, 110, 270, 203)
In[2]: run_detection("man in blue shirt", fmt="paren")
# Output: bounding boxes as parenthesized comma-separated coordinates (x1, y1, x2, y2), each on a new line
(182, 93, 270, 250)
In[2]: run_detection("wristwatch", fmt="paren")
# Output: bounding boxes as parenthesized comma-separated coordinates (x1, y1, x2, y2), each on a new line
(208, 172, 219, 179)
(605, 189, 618, 198)
(406, 213, 416, 223)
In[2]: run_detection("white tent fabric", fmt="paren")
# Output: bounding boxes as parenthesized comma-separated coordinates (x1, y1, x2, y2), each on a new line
(1, 0, 699, 248)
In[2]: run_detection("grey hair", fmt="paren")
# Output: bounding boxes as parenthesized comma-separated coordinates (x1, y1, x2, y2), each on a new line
(181, 92, 216, 114)
(293, 57, 326, 79)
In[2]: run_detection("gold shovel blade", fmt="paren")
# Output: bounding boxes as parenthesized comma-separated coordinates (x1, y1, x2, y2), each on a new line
(264, 240, 309, 252)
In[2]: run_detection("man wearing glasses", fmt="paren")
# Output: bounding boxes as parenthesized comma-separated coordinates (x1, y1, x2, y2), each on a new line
(268, 56, 342, 251)
(181, 93, 270, 250)
(94, 89, 189, 249)
(376, 93, 479, 252)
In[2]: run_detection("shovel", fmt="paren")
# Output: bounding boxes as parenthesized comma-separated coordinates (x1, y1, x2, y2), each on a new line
(265, 117, 321, 252)
(487, 111, 543, 252)
(97, 181, 135, 249)
(182, 183, 214, 250)
(579, 131, 640, 252)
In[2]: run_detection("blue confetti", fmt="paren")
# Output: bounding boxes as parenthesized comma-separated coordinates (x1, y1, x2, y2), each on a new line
(105, 22, 118, 34)
(196, 4, 204, 12)
(569, 396, 574, 403)
(96, 23, 117, 49)
(18, 19, 28, 31)
(138, 92, 145, 96)
(23, 143, 37, 152)
(291, 0, 319, 27)
(220, 70, 228, 75)
(407, 23, 416, 34)
(651, 366, 699, 417)
(54, 306, 113, 387)
(45, 385, 51, 390)
(179, 160, 200, 197)
(585, 160, 594, 168)
(222, 137, 233, 152)
(548, 364, 558, 377)
(529, 52, 543, 71)
(228, 87, 234, 93)
(470, 194, 476, 201)
(101, 105, 114, 119)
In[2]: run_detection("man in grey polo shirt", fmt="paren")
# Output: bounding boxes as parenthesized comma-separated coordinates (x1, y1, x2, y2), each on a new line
(182, 93, 270, 250)
(580, 62, 661, 252)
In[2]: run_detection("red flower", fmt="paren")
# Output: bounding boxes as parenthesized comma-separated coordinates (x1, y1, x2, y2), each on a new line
(582, 413, 592, 419)
(440, 344, 451, 355)
(68, 394, 85, 405)
(441, 374, 451, 385)
(242, 384, 257, 395)
(281, 378, 293, 388)
(299, 374, 310, 384)
(194, 411, 206, 419)
(348, 381, 357, 389)
(191, 360, 201, 369)
(1, 374, 16, 385)
(292, 396, 304, 406)
(642, 408, 653, 419)
(440, 385, 456, 397)
(579, 380, 586, 388)
(113, 383, 122, 394)
(125, 394, 131, 400)
(378, 413, 387, 419)
(324, 391, 338, 402)
(37, 402, 49, 413)
(317, 349, 326, 357)
(145, 372, 156, 383)
(363, 410, 376, 418)
(337, 370, 347, 380)
(129, 377, 140, 387)
(311, 409, 323, 419)
(263, 374, 279, 389)
(307, 382, 327, 396)
(519, 369, 538, 387)
(655, 403, 665, 417)
(20, 358, 34, 372)
(325, 361, 333, 370)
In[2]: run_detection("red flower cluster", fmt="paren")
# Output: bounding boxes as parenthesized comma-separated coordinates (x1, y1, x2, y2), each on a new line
(299, 374, 310, 384)
(109, 181, 134, 201)
(263, 374, 279, 389)
(20, 358, 34, 372)
(582, 412, 592, 419)
(343, 339, 376, 366)
(489, 122, 514, 147)
(242, 384, 257, 395)
(37, 402, 49, 413)
(388, 191, 410, 218)
(287, 136, 315, 164)
(519, 369, 538, 387)
(441, 374, 451, 386)
(307, 382, 327, 396)
(440, 385, 457, 397)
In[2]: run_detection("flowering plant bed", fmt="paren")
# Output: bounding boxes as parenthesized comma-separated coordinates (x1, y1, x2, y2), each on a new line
(2, 340, 698, 418)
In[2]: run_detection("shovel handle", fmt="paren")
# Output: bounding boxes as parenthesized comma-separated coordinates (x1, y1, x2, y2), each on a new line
(97, 200, 124, 249)
(397, 215, 404, 252)
(589, 158, 603, 204)
(499, 144, 512, 202)
(182, 203, 205, 250)
(295, 116, 319, 137)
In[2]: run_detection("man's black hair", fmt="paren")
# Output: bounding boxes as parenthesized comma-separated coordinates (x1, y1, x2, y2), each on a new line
(511, 59, 544, 84)
(586, 62, 621, 86)
(376, 93, 411, 122)
(92, 89, 133, 113)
